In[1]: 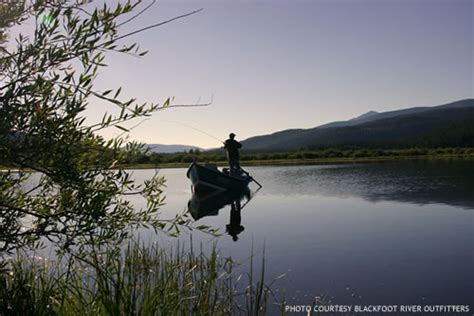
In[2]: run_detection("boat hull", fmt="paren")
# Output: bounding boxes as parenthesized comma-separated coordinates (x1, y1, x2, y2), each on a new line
(186, 163, 251, 193)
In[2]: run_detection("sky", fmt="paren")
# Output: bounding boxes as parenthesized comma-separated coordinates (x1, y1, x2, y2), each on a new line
(10, 0, 474, 148)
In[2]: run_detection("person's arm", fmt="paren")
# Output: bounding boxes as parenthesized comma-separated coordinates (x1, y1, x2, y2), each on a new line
(236, 141, 242, 148)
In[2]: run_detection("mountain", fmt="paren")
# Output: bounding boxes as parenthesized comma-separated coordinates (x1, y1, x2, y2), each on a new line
(241, 99, 474, 151)
(316, 99, 472, 129)
(146, 144, 203, 154)
(352, 110, 379, 121)
(318, 110, 380, 128)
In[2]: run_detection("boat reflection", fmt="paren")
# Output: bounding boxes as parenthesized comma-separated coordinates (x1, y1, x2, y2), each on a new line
(187, 188, 256, 241)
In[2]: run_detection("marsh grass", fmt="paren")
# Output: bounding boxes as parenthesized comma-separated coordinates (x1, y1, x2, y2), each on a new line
(0, 242, 277, 315)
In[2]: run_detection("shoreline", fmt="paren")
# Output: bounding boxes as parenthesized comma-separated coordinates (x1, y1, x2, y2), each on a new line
(2, 153, 473, 172)
(120, 153, 474, 169)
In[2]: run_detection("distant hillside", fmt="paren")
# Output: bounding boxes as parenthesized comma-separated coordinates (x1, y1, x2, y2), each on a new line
(242, 99, 474, 151)
(318, 110, 380, 128)
(147, 144, 203, 154)
(318, 100, 471, 129)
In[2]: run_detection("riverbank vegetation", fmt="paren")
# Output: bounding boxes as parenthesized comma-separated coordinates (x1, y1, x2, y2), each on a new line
(1, 241, 276, 315)
(3, 147, 473, 171)
(120, 147, 474, 168)
(0, 1, 287, 314)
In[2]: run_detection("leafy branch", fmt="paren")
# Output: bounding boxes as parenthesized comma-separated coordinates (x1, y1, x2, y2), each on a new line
(0, 0, 212, 252)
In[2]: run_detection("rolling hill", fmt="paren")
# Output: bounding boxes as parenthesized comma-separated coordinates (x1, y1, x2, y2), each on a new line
(241, 99, 474, 151)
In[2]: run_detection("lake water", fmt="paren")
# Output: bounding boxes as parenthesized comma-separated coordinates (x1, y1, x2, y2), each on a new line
(132, 160, 473, 307)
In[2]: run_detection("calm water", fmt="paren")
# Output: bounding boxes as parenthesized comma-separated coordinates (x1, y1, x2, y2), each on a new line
(132, 160, 473, 307)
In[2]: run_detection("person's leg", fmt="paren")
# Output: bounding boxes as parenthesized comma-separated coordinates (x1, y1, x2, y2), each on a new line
(230, 163, 238, 176)
(229, 160, 238, 175)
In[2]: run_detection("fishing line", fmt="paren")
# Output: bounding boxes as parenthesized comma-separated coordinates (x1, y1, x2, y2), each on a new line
(158, 120, 225, 144)
(114, 119, 224, 145)
(116, 118, 151, 138)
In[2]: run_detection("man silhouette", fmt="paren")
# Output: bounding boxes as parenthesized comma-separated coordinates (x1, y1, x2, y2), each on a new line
(226, 200, 244, 242)
(224, 133, 242, 176)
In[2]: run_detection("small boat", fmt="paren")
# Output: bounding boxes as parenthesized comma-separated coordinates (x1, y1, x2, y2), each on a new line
(187, 188, 251, 220)
(186, 162, 252, 193)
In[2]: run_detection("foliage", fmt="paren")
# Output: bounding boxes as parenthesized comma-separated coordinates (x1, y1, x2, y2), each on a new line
(0, 241, 272, 315)
(0, 0, 26, 71)
(0, 0, 203, 252)
(120, 147, 474, 167)
(0, 1, 26, 45)
(0, 4, 275, 314)
(416, 118, 474, 148)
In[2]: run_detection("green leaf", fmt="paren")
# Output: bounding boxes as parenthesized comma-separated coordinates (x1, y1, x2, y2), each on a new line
(115, 125, 129, 132)
(114, 87, 122, 99)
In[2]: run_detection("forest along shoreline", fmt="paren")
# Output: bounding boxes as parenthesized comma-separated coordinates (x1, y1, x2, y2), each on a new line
(2, 149, 473, 172)
(118, 147, 474, 169)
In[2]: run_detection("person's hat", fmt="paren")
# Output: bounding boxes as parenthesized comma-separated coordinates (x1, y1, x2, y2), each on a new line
(229, 133, 236, 138)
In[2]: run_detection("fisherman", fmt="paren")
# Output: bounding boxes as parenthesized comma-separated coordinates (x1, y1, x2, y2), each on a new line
(224, 133, 242, 175)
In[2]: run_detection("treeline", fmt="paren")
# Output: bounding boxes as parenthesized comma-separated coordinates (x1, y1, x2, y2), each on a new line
(415, 119, 474, 148)
(304, 117, 474, 150)
(121, 147, 474, 165)
(122, 149, 224, 165)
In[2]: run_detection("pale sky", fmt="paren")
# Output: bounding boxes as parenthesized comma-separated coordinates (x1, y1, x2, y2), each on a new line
(11, 0, 474, 148)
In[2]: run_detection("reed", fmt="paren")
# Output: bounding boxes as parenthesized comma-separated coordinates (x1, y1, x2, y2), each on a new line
(0, 241, 276, 315)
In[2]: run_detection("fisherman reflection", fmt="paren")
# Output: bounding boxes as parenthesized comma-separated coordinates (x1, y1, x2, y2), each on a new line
(226, 199, 245, 241)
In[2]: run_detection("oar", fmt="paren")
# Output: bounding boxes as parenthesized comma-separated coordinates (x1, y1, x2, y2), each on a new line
(239, 186, 261, 210)
(241, 168, 263, 188)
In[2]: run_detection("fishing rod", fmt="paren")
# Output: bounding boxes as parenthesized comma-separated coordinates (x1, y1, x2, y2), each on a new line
(161, 120, 263, 188)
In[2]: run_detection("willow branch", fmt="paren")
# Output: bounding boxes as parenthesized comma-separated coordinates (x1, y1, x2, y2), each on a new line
(113, 8, 203, 42)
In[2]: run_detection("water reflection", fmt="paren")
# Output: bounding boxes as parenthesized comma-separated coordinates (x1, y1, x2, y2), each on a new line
(187, 188, 254, 241)
(226, 200, 244, 241)
(263, 160, 474, 209)
(126, 163, 474, 306)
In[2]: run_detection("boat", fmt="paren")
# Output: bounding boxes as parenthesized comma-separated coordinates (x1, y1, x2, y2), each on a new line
(187, 188, 251, 220)
(186, 162, 252, 193)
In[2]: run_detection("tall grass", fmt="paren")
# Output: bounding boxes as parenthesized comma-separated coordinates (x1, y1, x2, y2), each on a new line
(0, 241, 275, 315)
